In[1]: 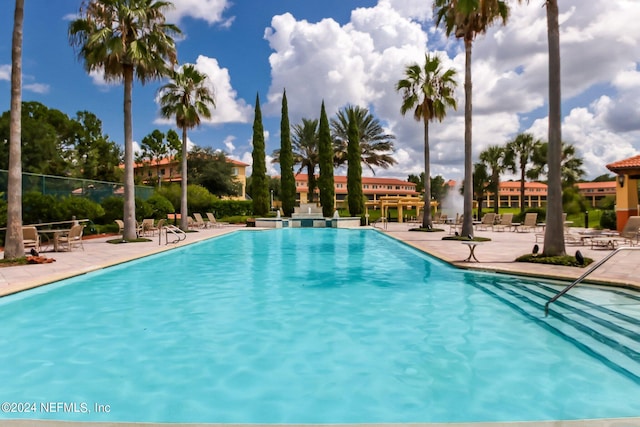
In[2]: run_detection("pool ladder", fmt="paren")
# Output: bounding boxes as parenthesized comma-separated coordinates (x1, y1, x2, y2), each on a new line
(544, 246, 640, 316)
(158, 223, 187, 245)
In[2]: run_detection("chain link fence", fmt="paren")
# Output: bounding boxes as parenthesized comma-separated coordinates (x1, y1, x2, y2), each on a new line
(0, 170, 154, 203)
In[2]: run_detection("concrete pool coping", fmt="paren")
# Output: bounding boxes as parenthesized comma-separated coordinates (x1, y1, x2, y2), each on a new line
(0, 224, 639, 426)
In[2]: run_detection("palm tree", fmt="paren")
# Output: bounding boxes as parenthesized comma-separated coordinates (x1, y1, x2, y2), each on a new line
(272, 118, 319, 203)
(543, 0, 564, 256)
(69, 0, 180, 240)
(504, 133, 542, 214)
(530, 141, 585, 187)
(396, 53, 457, 228)
(4, 0, 25, 260)
(158, 64, 215, 230)
(479, 145, 507, 213)
(434, 0, 510, 237)
(331, 105, 397, 174)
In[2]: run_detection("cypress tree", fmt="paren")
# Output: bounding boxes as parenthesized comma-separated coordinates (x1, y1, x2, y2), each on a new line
(251, 93, 270, 216)
(279, 89, 296, 216)
(347, 110, 365, 216)
(317, 101, 334, 217)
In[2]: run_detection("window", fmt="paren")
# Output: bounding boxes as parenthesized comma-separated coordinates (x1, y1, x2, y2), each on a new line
(160, 168, 165, 176)
(231, 167, 238, 176)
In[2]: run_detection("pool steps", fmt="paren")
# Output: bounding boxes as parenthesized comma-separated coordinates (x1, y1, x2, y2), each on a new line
(470, 278, 640, 384)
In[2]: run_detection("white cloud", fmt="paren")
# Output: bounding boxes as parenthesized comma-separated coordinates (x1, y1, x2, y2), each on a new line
(261, 0, 640, 181)
(23, 83, 50, 94)
(166, 0, 234, 26)
(0, 64, 10, 81)
(194, 56, 253, 124)
(223, 135, 236, 153)
(154, 56, 252, 126)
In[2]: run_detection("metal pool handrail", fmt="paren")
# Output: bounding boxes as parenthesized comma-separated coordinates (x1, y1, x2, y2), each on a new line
(544, 246, 640, 317)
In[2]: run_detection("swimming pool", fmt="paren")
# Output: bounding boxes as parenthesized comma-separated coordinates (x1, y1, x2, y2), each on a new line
(0, 228, 639, 423)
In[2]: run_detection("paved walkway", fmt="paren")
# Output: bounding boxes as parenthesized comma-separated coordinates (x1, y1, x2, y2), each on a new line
(0, 223, 639, 298)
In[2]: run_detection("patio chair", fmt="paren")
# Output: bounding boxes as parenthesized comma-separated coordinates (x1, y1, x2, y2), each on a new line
(493, 213, 514, 232)
(475, 213, 496, 231)
(449, 214, 463, 235)
(22, 226, 41, 253)
(57, 224, 84, 251)
(114, 219, 124, 235)
(519, 213, 538, 232)
(206, 212, 228, 228)
(141, 218, 159, 236)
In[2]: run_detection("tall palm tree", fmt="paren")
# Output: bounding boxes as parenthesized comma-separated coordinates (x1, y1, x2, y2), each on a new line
(542, 0, 564, 256)
(4, 0, 25, 260)
(479, 144, 507, 213)
(434, 0, 510, 237)
(504, 133, 542, 214)
(331, 105, 397, 174)
(272, 118, 319, 203)
(396, 53, 457, 229)
(158, 64, 215, 230)
(69, 0, 180, 240)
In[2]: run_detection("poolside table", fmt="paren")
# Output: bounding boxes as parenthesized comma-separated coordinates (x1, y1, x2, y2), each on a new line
(461, 241, 482, 262)
(37, 229, 71, 252)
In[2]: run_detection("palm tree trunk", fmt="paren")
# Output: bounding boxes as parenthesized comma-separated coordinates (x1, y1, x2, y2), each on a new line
(543, 0, 566, 256)
(520, 161, 526, 214)
(122, 66, 137, 240)
(462, 38, 474, 237)
(422, 117, 431, 228)
(180, 127, 188, 231)
(4, 0, 24, 260)
(492, 171, 500, 214)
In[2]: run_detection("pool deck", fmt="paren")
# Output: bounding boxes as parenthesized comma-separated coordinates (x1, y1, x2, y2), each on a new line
(1, 224, 639, 426)
(1, 223, 638, 298)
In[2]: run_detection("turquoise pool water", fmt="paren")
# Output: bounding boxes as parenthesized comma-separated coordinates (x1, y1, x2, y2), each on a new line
(0, 228, 639, 423)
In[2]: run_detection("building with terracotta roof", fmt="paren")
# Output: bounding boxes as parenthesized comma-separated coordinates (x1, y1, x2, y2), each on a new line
(292, 174, 418, 205)
(606, 154, 640, 231)
(575, 181, 616, 207)
(132, 156, 249, 199)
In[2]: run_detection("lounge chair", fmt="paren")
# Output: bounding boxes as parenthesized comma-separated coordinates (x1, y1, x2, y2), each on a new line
(493, 213, 514, 232)
(590, 216, 640, 249)
(57, 224, 84, 251)
(22, 226, 41, 253)
(475, 213, 496, 231)
(519, 213, 538, 232)
(206, 212, 228, 228)
(193, 213, 208, 229)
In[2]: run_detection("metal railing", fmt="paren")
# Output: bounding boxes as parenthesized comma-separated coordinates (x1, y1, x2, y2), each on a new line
(544, 246, 640, 316)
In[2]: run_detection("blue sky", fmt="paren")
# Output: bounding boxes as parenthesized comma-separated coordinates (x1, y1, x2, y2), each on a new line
(1, 0, 640, 181)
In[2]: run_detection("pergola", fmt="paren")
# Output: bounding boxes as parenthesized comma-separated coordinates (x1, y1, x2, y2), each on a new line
(606, 154, 640, 232)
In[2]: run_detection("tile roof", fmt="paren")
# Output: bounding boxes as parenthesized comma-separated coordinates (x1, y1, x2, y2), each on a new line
(606, 154, 640, 172)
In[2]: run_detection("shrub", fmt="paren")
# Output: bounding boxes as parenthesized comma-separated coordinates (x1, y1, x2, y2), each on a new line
(600, 210, 616, 230)
(210, 199, 253, 217)
(516, 253, 593, 267)
(100, 196, 124, 225)
(58, 196, 105, 222)
(135, 197, 154, 221)
(145, 194, 174, 219)
(22, 191, 63, 224)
